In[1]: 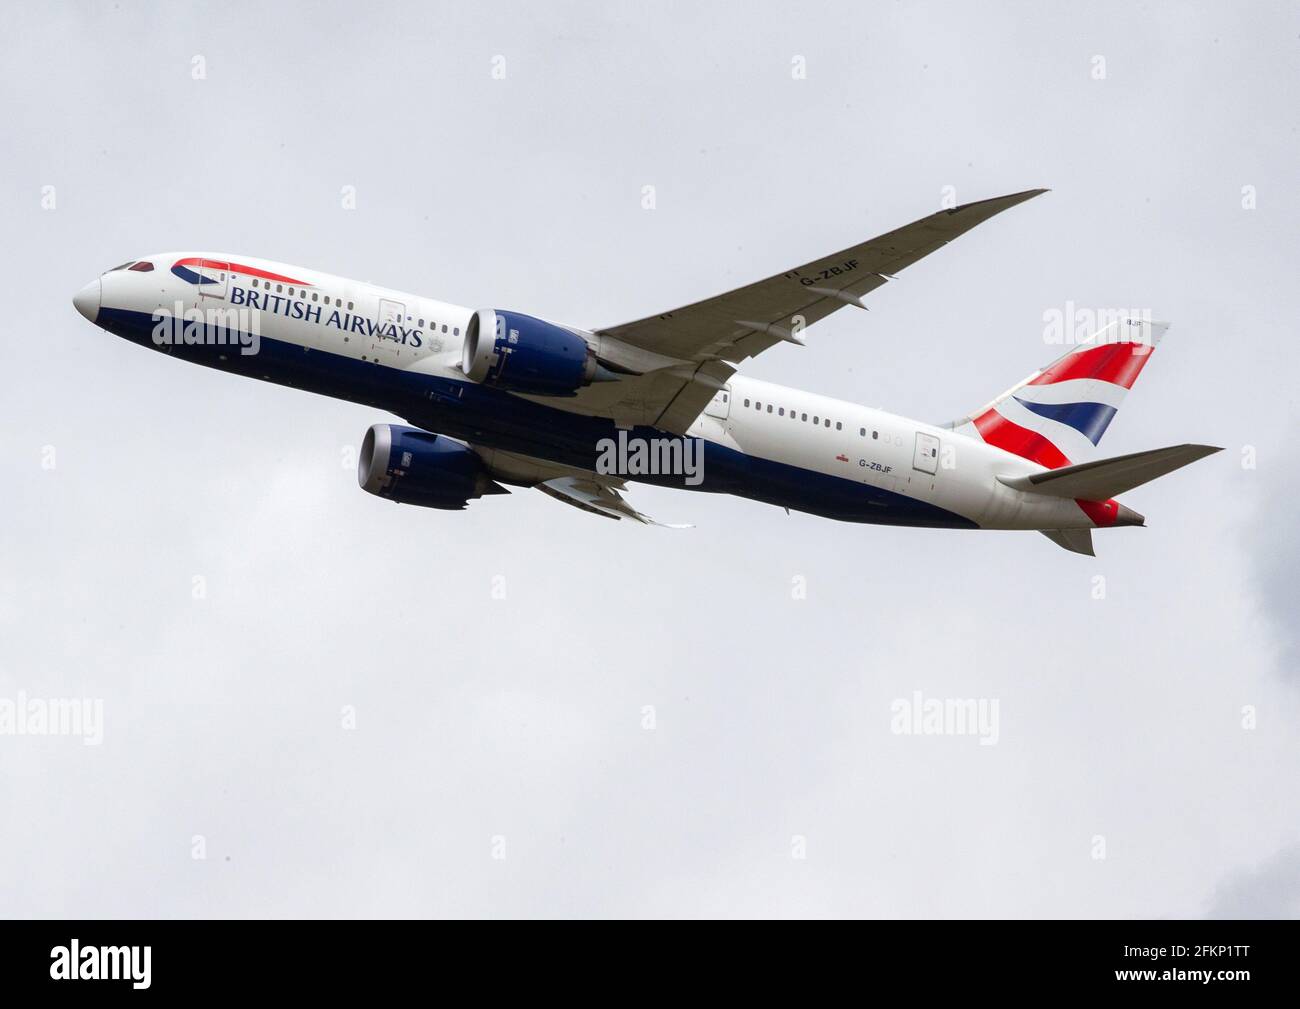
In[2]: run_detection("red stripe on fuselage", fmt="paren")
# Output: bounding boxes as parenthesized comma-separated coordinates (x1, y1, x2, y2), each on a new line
(173, 257, 310, 286)
(972, 410, 1072, 469)
(1029, 341, 1154, 390)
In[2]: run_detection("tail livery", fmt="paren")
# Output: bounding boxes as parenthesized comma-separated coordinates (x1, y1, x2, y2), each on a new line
(951, 319, 1221, 554)
(953, 318, 1165, 468)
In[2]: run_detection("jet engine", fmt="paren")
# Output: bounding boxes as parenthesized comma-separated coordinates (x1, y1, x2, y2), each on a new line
(357, 424, 507, 510)
(461, 308, 598, 396)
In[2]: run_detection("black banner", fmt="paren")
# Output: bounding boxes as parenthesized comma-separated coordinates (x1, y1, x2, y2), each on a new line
(0, 920, 1289, 996)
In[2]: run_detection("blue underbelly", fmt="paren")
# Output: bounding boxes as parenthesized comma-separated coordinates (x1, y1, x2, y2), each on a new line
(97, 308, 976, 529)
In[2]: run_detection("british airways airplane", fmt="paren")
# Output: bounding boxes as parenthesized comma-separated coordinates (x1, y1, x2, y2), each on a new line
(72, 190, 1218, 555)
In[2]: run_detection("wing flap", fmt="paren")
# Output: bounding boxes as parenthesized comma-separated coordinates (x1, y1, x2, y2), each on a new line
(537, 476, 692, 528)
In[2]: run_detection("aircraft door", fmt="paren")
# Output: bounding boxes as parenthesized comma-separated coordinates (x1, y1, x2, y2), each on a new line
(197, 259, 228, 299)
(913, 432, 939, 475)
(703, 386, 731, 421)
(378, 298, 405, 327)
(374, 298, 406, 359)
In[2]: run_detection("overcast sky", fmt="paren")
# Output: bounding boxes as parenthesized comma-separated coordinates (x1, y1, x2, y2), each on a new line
(2, 1, 1297, 918)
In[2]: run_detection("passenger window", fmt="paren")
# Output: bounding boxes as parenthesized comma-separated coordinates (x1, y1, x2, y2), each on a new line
(348, 302, 354, 310)
(744, 399, 750, 407)
(873, 431, 879, 439)
(767, 405, 773, 413)
(312, 293, 318, 301)
(276, 284, 283, 293)
(825, 419, 831, 428)
(419, 319, 425, 327)
(779, 408, 785, 416)
(453, 327, 460, 336)
(442, 324, 448, 333)
(813, 416, 819, 424)
(801, 413, 807, 422)
(860, 428, 866, 436)
(252, 278, 259, 287)
(836, 422, 842, 431)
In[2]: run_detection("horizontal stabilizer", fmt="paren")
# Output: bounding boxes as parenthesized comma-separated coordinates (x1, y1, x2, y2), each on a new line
(999, 444, 1222, 500)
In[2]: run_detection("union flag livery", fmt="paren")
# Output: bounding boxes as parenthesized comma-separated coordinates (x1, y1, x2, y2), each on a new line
(952, 319, 1177, 531)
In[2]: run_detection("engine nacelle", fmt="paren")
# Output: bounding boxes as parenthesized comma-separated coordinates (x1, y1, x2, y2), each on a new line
(462, 308, 597, 397)
(358, 424, 506, 510)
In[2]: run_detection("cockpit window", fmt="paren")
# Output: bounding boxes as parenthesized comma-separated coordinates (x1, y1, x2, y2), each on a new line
(127, 261, 155, 272)
(107, 261, 136, 272)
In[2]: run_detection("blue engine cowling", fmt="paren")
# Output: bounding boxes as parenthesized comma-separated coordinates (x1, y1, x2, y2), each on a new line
(358, 424, 508, 510)
(462, 308, 597, 396)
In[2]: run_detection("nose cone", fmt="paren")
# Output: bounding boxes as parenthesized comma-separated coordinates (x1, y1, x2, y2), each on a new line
(73, 278, 100, 323)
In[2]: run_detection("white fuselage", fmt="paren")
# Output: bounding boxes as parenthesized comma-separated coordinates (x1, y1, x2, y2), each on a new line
(77, 252, 1101, 531)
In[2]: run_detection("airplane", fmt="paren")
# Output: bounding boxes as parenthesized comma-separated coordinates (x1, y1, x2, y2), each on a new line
(71, 189, 1220, 555)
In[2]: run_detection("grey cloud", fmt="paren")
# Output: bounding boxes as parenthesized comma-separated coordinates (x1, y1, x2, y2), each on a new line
(1206, 843, 1300, 919)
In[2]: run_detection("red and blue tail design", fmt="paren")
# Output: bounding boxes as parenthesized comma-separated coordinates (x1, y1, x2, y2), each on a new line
(952, 318, 1167, 471)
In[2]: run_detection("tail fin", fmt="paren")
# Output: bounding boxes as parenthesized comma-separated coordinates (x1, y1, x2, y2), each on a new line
(949, 317, 1168, 469)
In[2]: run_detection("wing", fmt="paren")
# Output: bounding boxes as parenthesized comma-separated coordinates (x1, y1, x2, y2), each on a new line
(572, 189, 1046, 433)
(596, 189, 1047, 362)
